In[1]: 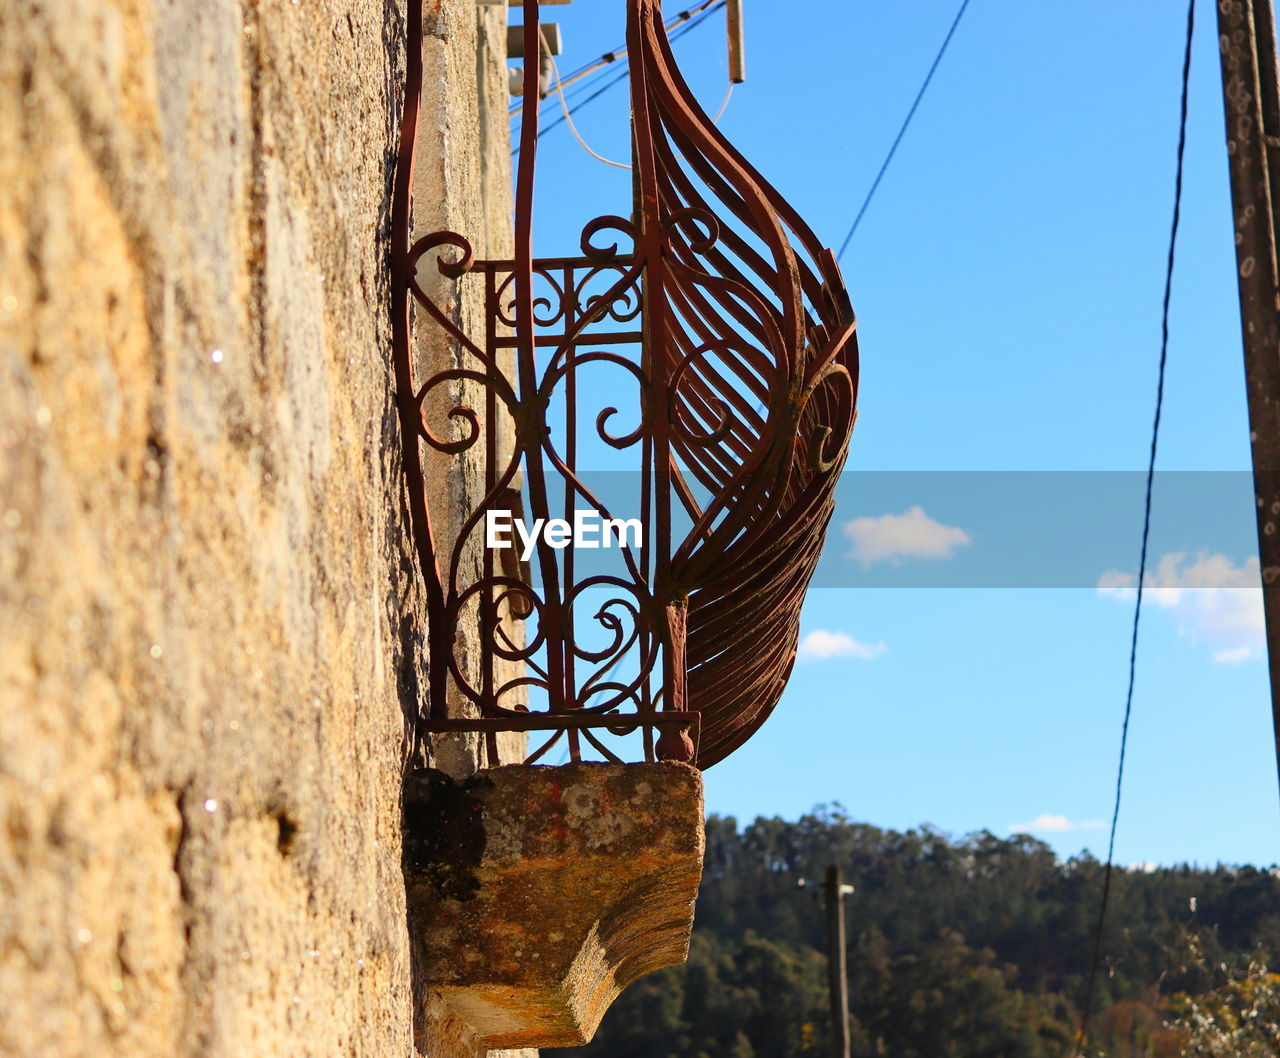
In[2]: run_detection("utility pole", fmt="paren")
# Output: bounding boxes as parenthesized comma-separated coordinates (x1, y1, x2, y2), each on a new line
(1217, 0, 1280, 802)
(726, 0, 746, 84)
(823, 865, 854, 1058)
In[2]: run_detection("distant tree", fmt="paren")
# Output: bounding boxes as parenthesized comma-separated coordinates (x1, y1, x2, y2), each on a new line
(548, 815, 1280, 1058)
(1088, 999, 1169, 1058)
(854, 928, 1073, 1058)
(1160, 929, 1280, 1057)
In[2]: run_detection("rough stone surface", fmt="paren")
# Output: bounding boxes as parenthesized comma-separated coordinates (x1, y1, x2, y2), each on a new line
(0, 0, 525, 1056)
(404, 763, 707, 1050)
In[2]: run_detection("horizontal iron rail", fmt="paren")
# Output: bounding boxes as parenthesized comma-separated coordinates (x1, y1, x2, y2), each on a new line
(423, 711, 700, 736)
(468, 254, 638, 271)
(493, 331, 643, 348)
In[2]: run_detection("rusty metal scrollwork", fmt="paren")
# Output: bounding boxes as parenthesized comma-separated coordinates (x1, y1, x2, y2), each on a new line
(391, 0, 858, 769)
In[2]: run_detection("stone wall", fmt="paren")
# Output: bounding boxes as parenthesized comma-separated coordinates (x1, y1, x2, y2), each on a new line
(0, 0, 520, 1055)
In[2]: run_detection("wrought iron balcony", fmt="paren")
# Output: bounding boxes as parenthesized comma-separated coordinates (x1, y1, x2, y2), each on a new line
(391, 0, 859, 770)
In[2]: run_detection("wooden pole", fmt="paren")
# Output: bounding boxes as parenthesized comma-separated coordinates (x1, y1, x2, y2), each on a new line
(1216, 0, 1280, 802)
(824, 865, 851, 1058)
(726, 0, 745, 83)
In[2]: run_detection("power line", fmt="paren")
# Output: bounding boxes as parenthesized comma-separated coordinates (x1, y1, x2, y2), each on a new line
(530, 67, 628, 145)
(547, 53, 632, 169)
(532, 4, 723, 143)
(512, 2, 725, 153)
(560, 61, 626, 105)
(545, 49, 735, 171)
(509, 0, 723, 117)
(1076, 0, 1196, 1053)
(835, 0, 973, 263)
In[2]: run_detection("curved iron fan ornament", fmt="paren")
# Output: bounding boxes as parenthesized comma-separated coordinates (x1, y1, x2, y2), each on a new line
(391, 0, 858, 769)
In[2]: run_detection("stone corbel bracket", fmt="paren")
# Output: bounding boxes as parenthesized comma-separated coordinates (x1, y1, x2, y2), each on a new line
(403, 762, 705, 1049)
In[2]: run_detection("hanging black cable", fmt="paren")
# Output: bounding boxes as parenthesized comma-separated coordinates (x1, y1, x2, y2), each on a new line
(835, 0, 972, 263)
(1076, 1, 1195, 1053)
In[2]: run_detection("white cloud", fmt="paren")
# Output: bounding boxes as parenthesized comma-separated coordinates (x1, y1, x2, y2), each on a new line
(1097, 552, 1264, 663)
(843, 506, 971, 566)
(1097, 569, 1134, 594)
(1008, 814, 1105, 834)
(797, 629, 887, 662)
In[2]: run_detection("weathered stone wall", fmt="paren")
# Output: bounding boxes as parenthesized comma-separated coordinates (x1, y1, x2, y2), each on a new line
(0, 0, 519, 1055)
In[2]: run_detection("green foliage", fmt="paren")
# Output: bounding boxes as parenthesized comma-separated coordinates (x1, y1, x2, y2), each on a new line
(1159, 928, 1280, 1057)
(854, 928, 1074, 1058)
(547, 810, 1280, 1058)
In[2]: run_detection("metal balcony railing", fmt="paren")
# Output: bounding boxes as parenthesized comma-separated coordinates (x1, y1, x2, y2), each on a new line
(391, 0, 859, 769)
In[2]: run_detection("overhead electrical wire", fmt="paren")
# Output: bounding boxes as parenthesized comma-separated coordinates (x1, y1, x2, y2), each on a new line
(835, 0, 972, 263)
(532, 66, 629, 143)
(560, 62, 627, 105)
(546, 53, 632, 169)
(508, 0, 724, 118)
(545, 50, 734, 170)
(512, 1, 727, 154)
(518, 3, 725, 146)
(1075, 0, 1196, 1053)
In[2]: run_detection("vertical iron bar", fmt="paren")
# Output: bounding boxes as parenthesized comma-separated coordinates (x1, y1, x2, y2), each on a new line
(1217, 0, 1280, 799)
(564, 263, 581, 759)
(630, 0, 684, 718)
(484, 264, 499, 766)
(483, 269, 497, 713)
(391, 0, 451, 724)
(512, 0, 573, 732)
(631, 4, 658, 762)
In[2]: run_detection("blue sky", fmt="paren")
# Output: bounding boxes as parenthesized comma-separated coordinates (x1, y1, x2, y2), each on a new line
(509, 0, 1279, 866)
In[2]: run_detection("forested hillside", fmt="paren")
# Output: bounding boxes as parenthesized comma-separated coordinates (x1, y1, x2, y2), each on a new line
(550, 808, 1280, 1058)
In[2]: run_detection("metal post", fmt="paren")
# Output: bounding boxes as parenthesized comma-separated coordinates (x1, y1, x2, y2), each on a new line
(1216, 0, 1280, 800)
(726, 0, 745, 83)
(824, 865, 851, 1058)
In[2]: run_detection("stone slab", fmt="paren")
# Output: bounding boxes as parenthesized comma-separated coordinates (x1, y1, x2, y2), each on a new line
(404, 761, 705, 1049)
